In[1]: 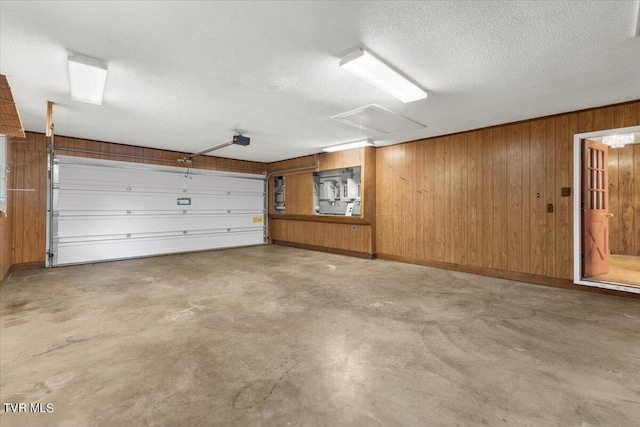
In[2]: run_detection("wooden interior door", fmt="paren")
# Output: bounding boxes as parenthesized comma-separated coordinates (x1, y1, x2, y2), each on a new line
(582, 139, 609, 277)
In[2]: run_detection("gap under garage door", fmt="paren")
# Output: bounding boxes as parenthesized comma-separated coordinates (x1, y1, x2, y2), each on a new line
(50, 156, 265, 266)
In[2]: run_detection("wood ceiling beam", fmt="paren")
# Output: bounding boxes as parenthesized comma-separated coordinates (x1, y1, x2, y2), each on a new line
(46, 101, 53, 138)
(0, 74, 25, 138)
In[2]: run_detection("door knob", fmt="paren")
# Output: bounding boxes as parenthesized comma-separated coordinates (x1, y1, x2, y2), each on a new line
(605, 213, 614, 218)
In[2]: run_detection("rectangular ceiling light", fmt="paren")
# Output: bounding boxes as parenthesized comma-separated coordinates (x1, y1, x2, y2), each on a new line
(340, 48, 427, 103)
(68, 54, 108, 105)
(323, 139, 374, 153)
(636, 1, 640, 37)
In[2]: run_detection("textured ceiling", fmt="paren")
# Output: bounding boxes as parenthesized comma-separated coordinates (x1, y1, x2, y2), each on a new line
(1, 1, 639, 162)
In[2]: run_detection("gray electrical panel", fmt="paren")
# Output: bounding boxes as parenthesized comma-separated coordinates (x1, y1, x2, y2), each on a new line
(273, 176, 285, 214)
(313, 166, 361, 216)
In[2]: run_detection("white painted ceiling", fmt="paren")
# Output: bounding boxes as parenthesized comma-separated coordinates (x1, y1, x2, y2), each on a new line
(1, 1, 639, 163)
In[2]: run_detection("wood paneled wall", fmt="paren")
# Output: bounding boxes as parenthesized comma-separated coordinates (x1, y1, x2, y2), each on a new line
(1, 137, 14, 282)
(609, 143, 640, 256)
(271, 221, 373, 255)
(376, 101, 640, 283)
(54, 135, 266, 174)
(8, 132, 267, 267)
(11, 133, 47, 266)
(268, 147, 376, 256)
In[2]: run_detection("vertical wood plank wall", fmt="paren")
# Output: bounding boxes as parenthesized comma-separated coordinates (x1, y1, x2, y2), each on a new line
(376, 101, 639, 283)
(1, 138, 14, 281)
(7, 132, 267, 267)
(609, 143, 640, 256)
(11, 134, 47, 267)
(53, 135, 266, 174)
(268, 147, 376, 256)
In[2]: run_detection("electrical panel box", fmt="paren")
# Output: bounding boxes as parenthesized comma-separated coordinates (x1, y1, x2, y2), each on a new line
(313, 166, 362, 216)
(346, 178, 359, 199)
(320, 181, 336, 201)
(273, 176, 285, 214)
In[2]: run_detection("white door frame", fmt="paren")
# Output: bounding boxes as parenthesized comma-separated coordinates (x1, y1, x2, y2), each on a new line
(573, 125, 640, 294)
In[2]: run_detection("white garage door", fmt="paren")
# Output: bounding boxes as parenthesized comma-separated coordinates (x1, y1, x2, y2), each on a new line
(50, 156, 265, 266)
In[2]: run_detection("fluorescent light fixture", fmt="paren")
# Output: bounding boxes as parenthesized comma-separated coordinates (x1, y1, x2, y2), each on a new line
(636, 1, 640, 37)
(603, 133, 634, 148)
(323, 139, 374, 153)
(68, 54, 108, 105)
(340, 48, 427, 103)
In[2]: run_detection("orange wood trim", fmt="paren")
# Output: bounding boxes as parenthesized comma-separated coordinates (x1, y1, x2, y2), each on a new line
(273, 240, 376, 259)
(269, 168, 316, 177)
(46, 101, 53, 137)
(269, 214, 370, 225)
(377, 253, 640, 299)
(1, 268, 10, 285)
(10, 261, 45, 271)
(267, 154, 318, 173)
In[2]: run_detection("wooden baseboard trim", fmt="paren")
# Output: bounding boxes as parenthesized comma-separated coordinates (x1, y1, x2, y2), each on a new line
(273, 240, 375, 259)
(269, 214, 370, 225)
(1, 268, 10, 286)
(10, 261, 46, 271)
(376, 253, 640, 299)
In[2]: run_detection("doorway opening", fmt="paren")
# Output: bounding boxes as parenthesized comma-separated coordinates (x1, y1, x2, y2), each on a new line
(573, 126, 640, 294)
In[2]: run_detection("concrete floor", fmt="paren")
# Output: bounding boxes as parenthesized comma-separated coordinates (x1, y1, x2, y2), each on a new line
(1, 245, 639, 426)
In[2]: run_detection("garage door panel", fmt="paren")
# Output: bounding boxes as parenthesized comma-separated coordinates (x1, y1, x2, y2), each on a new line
(52, 156, 266, 266)
(56, 213, 263, 237)
(54, 230, 264, 266)
(58, 163, 264, 192)
(56, 227, 264, 243)
(56, 185, 263, 197)
(57, 191, 262, 211)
